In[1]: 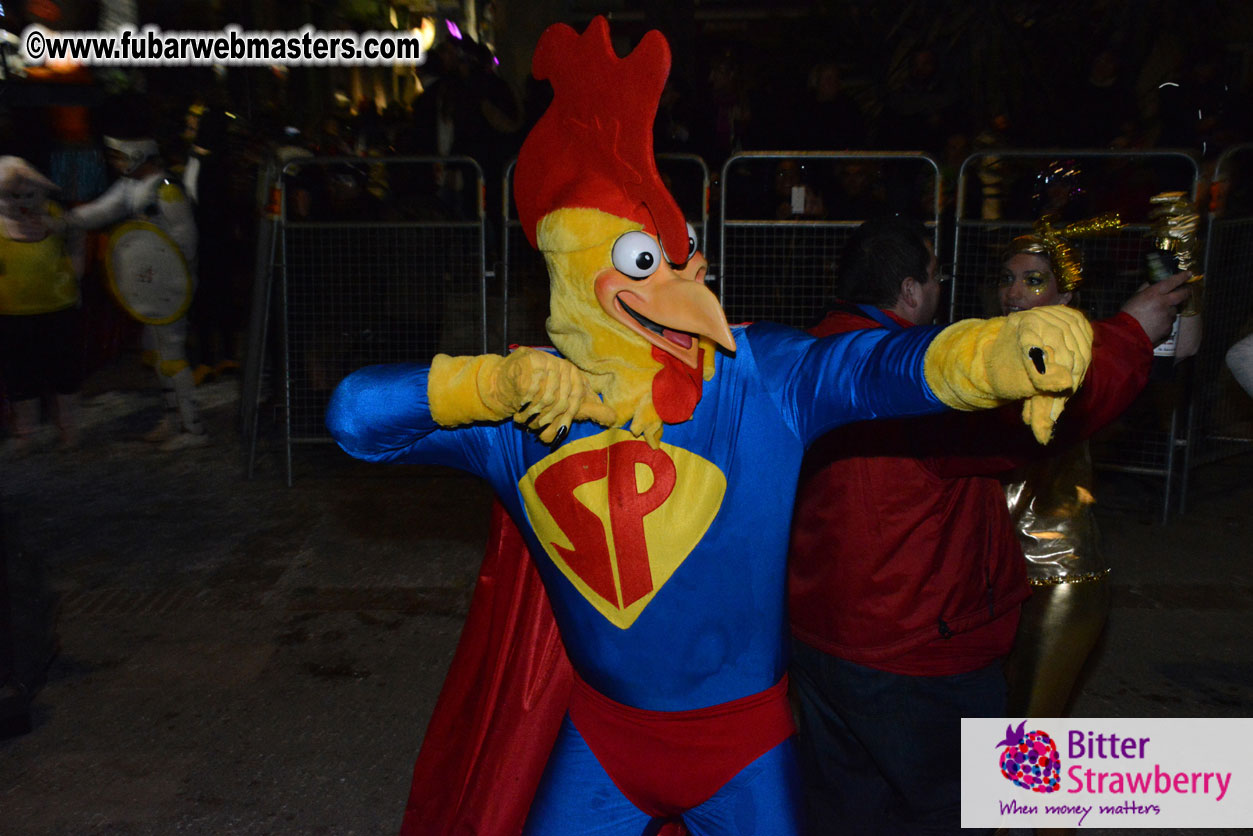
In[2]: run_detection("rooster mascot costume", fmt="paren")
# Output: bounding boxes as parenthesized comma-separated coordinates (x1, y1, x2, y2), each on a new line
(328, 17, 1094, 836)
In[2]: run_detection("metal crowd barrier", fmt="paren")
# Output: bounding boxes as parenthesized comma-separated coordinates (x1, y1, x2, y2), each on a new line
(243, 155, 488, 484)
(1184, 143, 1253, 506)
(244, 146, 1245, 516)
(240, 158, 280, 476)
(950, 149, 1201, 521)
(718, 151, 941, 328)
(501, 153, 710, 351)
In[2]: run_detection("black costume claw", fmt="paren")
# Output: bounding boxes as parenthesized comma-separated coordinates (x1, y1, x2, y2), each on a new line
(1029, 347, 1046, 374)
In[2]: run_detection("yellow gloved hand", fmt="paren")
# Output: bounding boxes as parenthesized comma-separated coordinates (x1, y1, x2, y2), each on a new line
(428, 347, 618, 443)
(924, 306, 1094, 444)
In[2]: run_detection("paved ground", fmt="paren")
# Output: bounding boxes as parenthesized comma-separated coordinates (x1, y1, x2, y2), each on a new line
(2, 352, 1251, 835)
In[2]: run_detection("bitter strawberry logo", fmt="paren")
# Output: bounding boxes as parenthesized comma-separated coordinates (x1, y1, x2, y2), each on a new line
(997, 720, 1061, 793)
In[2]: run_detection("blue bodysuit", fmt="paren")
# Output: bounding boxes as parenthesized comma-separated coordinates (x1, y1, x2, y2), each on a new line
(328, 320, 946, 835)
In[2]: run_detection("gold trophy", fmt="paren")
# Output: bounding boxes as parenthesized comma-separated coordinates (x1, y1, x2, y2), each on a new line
(1146, 191, 1203, 317)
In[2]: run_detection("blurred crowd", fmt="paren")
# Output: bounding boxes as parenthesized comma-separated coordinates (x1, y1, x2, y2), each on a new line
(1, 23, 1252, 452)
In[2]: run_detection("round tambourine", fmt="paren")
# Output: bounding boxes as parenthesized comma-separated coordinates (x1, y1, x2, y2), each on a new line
(104, 220, 193, 325)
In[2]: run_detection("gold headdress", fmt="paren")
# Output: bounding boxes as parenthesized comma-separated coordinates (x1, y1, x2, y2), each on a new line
(1004, 212, 1123, 293)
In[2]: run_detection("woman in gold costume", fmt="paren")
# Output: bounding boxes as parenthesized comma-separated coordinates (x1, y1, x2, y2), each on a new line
(995, 211, 1198, 718)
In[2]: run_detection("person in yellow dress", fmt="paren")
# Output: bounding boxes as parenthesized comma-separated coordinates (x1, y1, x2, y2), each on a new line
(0, 157, 83, 453)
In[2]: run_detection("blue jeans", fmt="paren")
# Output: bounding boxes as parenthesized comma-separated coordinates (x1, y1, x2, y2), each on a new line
(790, 640, 1006, 836)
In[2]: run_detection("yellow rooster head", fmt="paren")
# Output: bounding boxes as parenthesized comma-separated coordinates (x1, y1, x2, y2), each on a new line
(515, 17, 735, 444)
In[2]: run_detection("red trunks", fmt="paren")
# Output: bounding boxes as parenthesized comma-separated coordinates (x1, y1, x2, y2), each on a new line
(567, 674, 795, 817)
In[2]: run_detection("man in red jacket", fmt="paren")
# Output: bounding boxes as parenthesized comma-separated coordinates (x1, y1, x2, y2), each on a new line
(787, 217, 1191, 835)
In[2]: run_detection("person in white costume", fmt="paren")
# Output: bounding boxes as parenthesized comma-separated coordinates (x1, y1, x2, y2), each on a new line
(1227, 334, 1253, 399)
(68, 134, 207, 449)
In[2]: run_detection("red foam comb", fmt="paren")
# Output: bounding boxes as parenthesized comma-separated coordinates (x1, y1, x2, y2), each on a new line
(515, 17, 687, 262)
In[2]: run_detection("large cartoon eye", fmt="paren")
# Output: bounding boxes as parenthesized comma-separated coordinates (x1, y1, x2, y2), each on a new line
(611, 231, 662, 280)
(659, 222, 700, 265)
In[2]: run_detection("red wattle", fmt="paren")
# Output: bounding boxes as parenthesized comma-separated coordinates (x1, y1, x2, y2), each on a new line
(650, 346, 704, 424)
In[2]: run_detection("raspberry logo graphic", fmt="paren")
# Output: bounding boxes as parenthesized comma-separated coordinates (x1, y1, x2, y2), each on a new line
(996, 720, 1061, 793)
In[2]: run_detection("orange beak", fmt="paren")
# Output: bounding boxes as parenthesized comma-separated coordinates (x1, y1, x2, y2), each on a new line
(594, 252, 736, 369)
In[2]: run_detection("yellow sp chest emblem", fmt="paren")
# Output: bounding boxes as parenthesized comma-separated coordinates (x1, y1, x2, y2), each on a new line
(518, 429, 726, 629)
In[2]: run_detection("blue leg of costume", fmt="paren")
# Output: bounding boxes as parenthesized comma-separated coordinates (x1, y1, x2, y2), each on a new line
(523, 716, 652, 836)
(682, 738, 802, 836)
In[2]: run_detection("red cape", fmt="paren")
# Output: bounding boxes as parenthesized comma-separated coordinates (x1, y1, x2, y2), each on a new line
(400, 501, 686, 836)
(400, 502, 571, 835)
